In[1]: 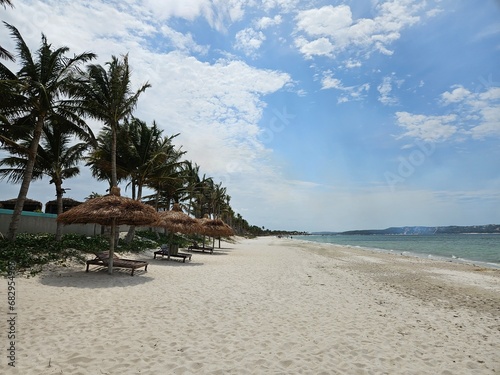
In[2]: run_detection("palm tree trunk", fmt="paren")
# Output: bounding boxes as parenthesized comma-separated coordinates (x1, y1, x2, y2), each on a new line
(110, 123, 118, 188)
(108, 123, 119, 256)
(7, 116, 45, 241)
(108, 217, 116, 274)
(125, 184, 142, 243)
(55, 182, 64, 241)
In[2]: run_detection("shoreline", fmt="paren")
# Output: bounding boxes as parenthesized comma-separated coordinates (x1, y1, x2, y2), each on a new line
(4, 236, 499, 374)
(293, 235, 500, 270)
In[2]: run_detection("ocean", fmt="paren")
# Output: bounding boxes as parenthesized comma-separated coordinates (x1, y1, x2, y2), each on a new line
(293, 234, 500, 269)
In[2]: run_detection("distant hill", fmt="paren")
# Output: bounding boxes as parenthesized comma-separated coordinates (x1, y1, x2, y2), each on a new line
(312, 224, 500, 235)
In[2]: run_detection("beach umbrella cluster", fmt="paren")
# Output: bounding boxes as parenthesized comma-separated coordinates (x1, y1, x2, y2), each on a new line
(57, 190, 235, 273)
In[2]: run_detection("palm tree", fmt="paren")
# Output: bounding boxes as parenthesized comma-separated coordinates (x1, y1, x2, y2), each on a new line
(85, 125, 130, 188)
(120, 118, 168, 200)
(141, 130, 187, 212)
(71, 54, 150, 189)
(70, 56, 150, 270)
(118, 118, 181, 241)
(182, 161, 205, 216)
(0, 123, 89, 240)
(0, 23, 95, 241)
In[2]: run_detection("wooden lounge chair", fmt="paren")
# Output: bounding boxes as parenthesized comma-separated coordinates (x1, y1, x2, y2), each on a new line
(187, 243, 214, 254)
(86, 252, 148, 276)
(154, 244, 192, 263)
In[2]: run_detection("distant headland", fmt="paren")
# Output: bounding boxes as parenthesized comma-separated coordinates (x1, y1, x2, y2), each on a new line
(312, 224, 500, 235)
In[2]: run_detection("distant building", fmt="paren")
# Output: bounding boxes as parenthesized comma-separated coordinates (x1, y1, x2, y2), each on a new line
(0, 198, 43, 212)
(44, 198, 82, 214)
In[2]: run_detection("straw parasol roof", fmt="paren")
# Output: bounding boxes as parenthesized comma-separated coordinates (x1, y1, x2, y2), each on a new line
(157, 203, 200, 234)
(199, 217, 234, 238)
(57, 187, 161, 274)
(57, 193, 159, 226)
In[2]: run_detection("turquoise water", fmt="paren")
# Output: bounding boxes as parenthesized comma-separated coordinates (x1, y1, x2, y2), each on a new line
(294, 234, 500, 269)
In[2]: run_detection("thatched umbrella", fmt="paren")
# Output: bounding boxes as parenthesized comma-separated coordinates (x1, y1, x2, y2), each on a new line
(156, 203, 200, 254)
(200, 217, 234, 237)
(198, 217, 234, 248)
(57, 187, 160, 274)
(157, 203, 200, 235)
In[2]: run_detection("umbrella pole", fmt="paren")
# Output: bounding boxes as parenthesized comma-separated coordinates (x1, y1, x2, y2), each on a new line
(108, 219, 115, 275)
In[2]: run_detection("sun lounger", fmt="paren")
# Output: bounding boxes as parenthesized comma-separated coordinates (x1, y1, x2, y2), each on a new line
(187, 243, 214, 254)
(154, 244, 192, 263)
(86, 252, 148, 276)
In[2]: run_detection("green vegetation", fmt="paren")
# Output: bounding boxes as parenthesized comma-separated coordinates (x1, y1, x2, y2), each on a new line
(0, 231, 241, 276)
(0, 233, 93, 276)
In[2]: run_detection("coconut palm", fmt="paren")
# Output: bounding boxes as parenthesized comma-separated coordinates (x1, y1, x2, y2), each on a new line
(85, 125, 130, 188)
(120, 118, 170, 200)
(181, 161, 210, 217)
(0, 123, 89, 240)
(118, 118, 182, 241)
(71, 54, 150, 190)
(142, 137, 187, 211)
(69, 55, 150, 248)
(0, 22, 96, 240)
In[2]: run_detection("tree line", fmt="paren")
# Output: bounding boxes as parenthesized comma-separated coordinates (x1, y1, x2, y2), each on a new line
(0, 12, 261, 241)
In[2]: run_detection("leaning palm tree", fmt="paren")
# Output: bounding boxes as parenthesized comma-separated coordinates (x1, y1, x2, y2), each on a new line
(0, 22, 95, 241)
(0, 123, 89, 240)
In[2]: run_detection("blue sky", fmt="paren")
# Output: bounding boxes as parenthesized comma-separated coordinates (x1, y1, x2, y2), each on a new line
(1, 0, 499, 232)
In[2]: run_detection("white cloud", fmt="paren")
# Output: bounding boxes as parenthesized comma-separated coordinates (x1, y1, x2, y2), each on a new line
(135, 53, 292, 180)
(321, 75, 343, 90)
(397, 84, 500, 142)
(142, 0, 245, 31)
(142, 0, 211, 20)
(255, 15, 282, 29)
(262, 0, 300, 12)
(443, 86, 500, 139)
(320, 72, 370, 103)
(378, 75, 403, 105)
(345, 59, 362, 68)
(159, 26, 209, 54)
(234, 28, 266, 56)
(294, 36, 334, 58)
(395, 112, 458, 142)
(441, 86, 471, 104)
(294, 1, 429, 59)
(296, 5, 353, 37)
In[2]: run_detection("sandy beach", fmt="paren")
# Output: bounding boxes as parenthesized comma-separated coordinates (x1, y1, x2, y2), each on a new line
(3, 236, 499, 374)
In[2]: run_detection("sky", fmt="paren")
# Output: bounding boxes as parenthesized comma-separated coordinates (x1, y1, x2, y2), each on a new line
(1, 0, 499, 232)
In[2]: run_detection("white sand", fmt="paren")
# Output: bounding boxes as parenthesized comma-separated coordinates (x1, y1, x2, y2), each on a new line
(3, 236, 499, 374)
